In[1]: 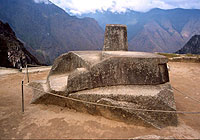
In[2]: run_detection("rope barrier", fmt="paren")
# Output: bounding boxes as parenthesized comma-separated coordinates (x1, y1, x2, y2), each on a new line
(22, 64, 50, 83)
(23, 83, 200, 115)
(172, 87, 200, 104)
(21, 64, 200, 115)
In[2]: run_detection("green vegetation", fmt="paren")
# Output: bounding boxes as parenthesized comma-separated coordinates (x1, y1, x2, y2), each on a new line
(158, 52, 200, 58)
(157, 53, 200, 63)
(157, 53, 180, 58)
(185, 53, 200, 57)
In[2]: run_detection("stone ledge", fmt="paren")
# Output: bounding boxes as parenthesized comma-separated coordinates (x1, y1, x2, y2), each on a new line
(30, 82, 178, 129)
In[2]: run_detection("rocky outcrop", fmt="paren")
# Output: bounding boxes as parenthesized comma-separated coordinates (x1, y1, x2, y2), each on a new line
(0, 21, 40, 69)
(176, 35, 200, 54)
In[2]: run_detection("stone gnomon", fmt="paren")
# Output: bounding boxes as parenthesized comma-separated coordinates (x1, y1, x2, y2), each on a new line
(29, 24, 178, 129)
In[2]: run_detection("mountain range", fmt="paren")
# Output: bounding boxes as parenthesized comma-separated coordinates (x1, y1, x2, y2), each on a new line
(0, 0, 104, 64)
(1, 0, 200, 65)
(80, 8, 200, 53)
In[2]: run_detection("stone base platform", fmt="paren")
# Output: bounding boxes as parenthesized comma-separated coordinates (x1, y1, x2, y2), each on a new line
(29, 81, 178, 129)
(29, 25, 178, 129)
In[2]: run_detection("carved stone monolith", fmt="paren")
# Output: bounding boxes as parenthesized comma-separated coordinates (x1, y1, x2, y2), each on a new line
(103, 24, 128, 51)
(29, 24, 178, 129)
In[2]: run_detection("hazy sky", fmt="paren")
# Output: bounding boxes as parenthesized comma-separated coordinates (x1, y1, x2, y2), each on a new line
(34, 0, 200, 15)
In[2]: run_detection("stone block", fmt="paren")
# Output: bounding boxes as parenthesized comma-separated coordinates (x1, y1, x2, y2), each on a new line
(66, 52, 169, 94)
(103, 24, 128, 51)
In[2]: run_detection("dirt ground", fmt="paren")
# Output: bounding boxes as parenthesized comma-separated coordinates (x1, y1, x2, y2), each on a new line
(0, 62, 200, 139)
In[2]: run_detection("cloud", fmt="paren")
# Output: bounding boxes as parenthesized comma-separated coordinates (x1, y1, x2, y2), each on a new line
(35, 0, 200, 15)
(34, 0, 51, 4)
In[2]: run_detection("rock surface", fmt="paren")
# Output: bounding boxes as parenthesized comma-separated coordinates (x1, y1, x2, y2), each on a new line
(0, 20, 40, 69)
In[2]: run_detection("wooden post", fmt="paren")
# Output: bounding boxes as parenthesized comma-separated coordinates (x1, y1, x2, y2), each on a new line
(26, 65, 29, 83)
(21, 80, 24, 113)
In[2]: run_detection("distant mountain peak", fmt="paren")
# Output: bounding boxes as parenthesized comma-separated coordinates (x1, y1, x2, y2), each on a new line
(176, 35, 200, 54)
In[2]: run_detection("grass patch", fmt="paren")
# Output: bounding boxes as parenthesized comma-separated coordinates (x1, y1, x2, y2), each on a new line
(184, 53, 200, 57)
(157, 53, 180, 58)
